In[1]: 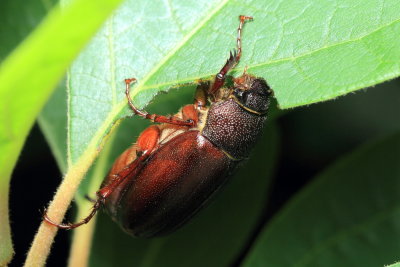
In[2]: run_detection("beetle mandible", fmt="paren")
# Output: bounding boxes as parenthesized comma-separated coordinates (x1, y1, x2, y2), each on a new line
(44, 15, 272, 237)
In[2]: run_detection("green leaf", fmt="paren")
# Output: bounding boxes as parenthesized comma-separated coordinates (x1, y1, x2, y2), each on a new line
(37, 0, 400, 265)
(387, 262, 400, 267)
(66, 0, 400, 165)
(0, 0, 125, 265)
(0, 0, 55, 264)
(0, 0, 55, 60)
(88, 123, 279, 267)
(242, 133, 400, 267)
(39, 82, 68, 173)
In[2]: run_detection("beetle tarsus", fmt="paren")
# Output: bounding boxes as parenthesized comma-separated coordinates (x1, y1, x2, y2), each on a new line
(43, 199, 102, 230)
(124, 78, 137, 85)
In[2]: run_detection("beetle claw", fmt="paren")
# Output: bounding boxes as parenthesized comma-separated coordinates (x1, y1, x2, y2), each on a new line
(42, 199, 102, 230)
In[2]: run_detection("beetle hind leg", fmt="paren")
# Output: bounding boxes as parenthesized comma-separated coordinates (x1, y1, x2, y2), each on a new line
(42, 153, 151, 230)
(43, 200, 102, 230)
(43, 125, 162, 229)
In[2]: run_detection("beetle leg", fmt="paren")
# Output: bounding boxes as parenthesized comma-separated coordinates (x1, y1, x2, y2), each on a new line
(209, 15, 253, 95)
(236, 15, 253, 62)
(43, 150, 152, 229)
(209, 50, 237, 95)
(96, 151, 150, 200)
(43, 200, 102, 230)
(44, 126, 161, 229)
(125, 79, 196, 127)
(182, 105, 199, 124)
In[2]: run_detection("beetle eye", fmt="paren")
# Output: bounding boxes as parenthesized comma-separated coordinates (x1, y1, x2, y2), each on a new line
(235, 89, 243, 97)
(241, 91, 249, 102)
(233, 78, 270, 113)
(234, 89, 248, 103)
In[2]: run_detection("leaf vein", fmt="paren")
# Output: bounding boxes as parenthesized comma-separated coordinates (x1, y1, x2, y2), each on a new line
(249, 17, 400, 71)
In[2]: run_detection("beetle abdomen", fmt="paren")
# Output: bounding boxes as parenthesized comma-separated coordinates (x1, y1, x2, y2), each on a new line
(106, 130, 236, 237)
(202, 98, 266, 159)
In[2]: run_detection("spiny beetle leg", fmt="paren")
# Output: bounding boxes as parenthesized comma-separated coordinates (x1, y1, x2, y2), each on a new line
(210, 15, 253, 95)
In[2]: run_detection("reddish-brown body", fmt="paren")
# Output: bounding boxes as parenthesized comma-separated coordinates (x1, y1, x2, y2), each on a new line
(104, 130, 236, 237)
(43, 15, 272, 237)
(102, 90, 267, 236)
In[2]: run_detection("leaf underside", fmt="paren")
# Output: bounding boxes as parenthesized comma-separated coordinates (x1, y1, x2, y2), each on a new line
(243, 133, 400, 267)
(36, 0, 400, 266)
(66, 0, 400, 164)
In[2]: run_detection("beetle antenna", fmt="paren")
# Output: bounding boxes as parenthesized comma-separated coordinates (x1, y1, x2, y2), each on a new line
(43, 199, 102, 229)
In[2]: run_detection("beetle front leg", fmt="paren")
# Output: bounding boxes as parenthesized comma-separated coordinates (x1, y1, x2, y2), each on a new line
(125, 79, 196, 127)
(209, 51, 237, 96)
(209, 15, 253, 96)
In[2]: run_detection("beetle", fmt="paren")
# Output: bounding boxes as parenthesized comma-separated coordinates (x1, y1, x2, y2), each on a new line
(44, 15, 272, 237)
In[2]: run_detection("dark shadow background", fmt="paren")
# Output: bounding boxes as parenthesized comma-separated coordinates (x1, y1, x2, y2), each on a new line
(8, 77, 400, 266)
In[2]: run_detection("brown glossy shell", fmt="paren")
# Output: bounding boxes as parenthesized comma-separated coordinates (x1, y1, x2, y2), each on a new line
(104, 130, 236, 237)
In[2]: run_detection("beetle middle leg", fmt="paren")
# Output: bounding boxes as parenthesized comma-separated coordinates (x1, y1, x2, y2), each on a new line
(125, 79, 196, 127)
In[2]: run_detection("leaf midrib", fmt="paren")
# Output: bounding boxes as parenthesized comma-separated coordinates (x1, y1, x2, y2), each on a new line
(67, 0, 230, 164)
(136, 15, 400, 92)
(70, 4, 400, 165)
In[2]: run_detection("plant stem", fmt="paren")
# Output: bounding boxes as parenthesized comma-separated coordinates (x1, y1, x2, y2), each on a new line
(67, 208, 97, 267)
(24, 115, 121, 267)
(23, 146, 99, 267)
(67, 132, 117, 267)
(0, 181, 13, 266)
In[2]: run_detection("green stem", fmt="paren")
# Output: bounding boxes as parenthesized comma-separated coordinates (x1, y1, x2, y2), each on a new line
(67, 132, 118, 267)
(23, 143, 100, 267)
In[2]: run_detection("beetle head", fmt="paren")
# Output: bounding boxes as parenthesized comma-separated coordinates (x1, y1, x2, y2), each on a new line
(232, 74, 271, 114)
